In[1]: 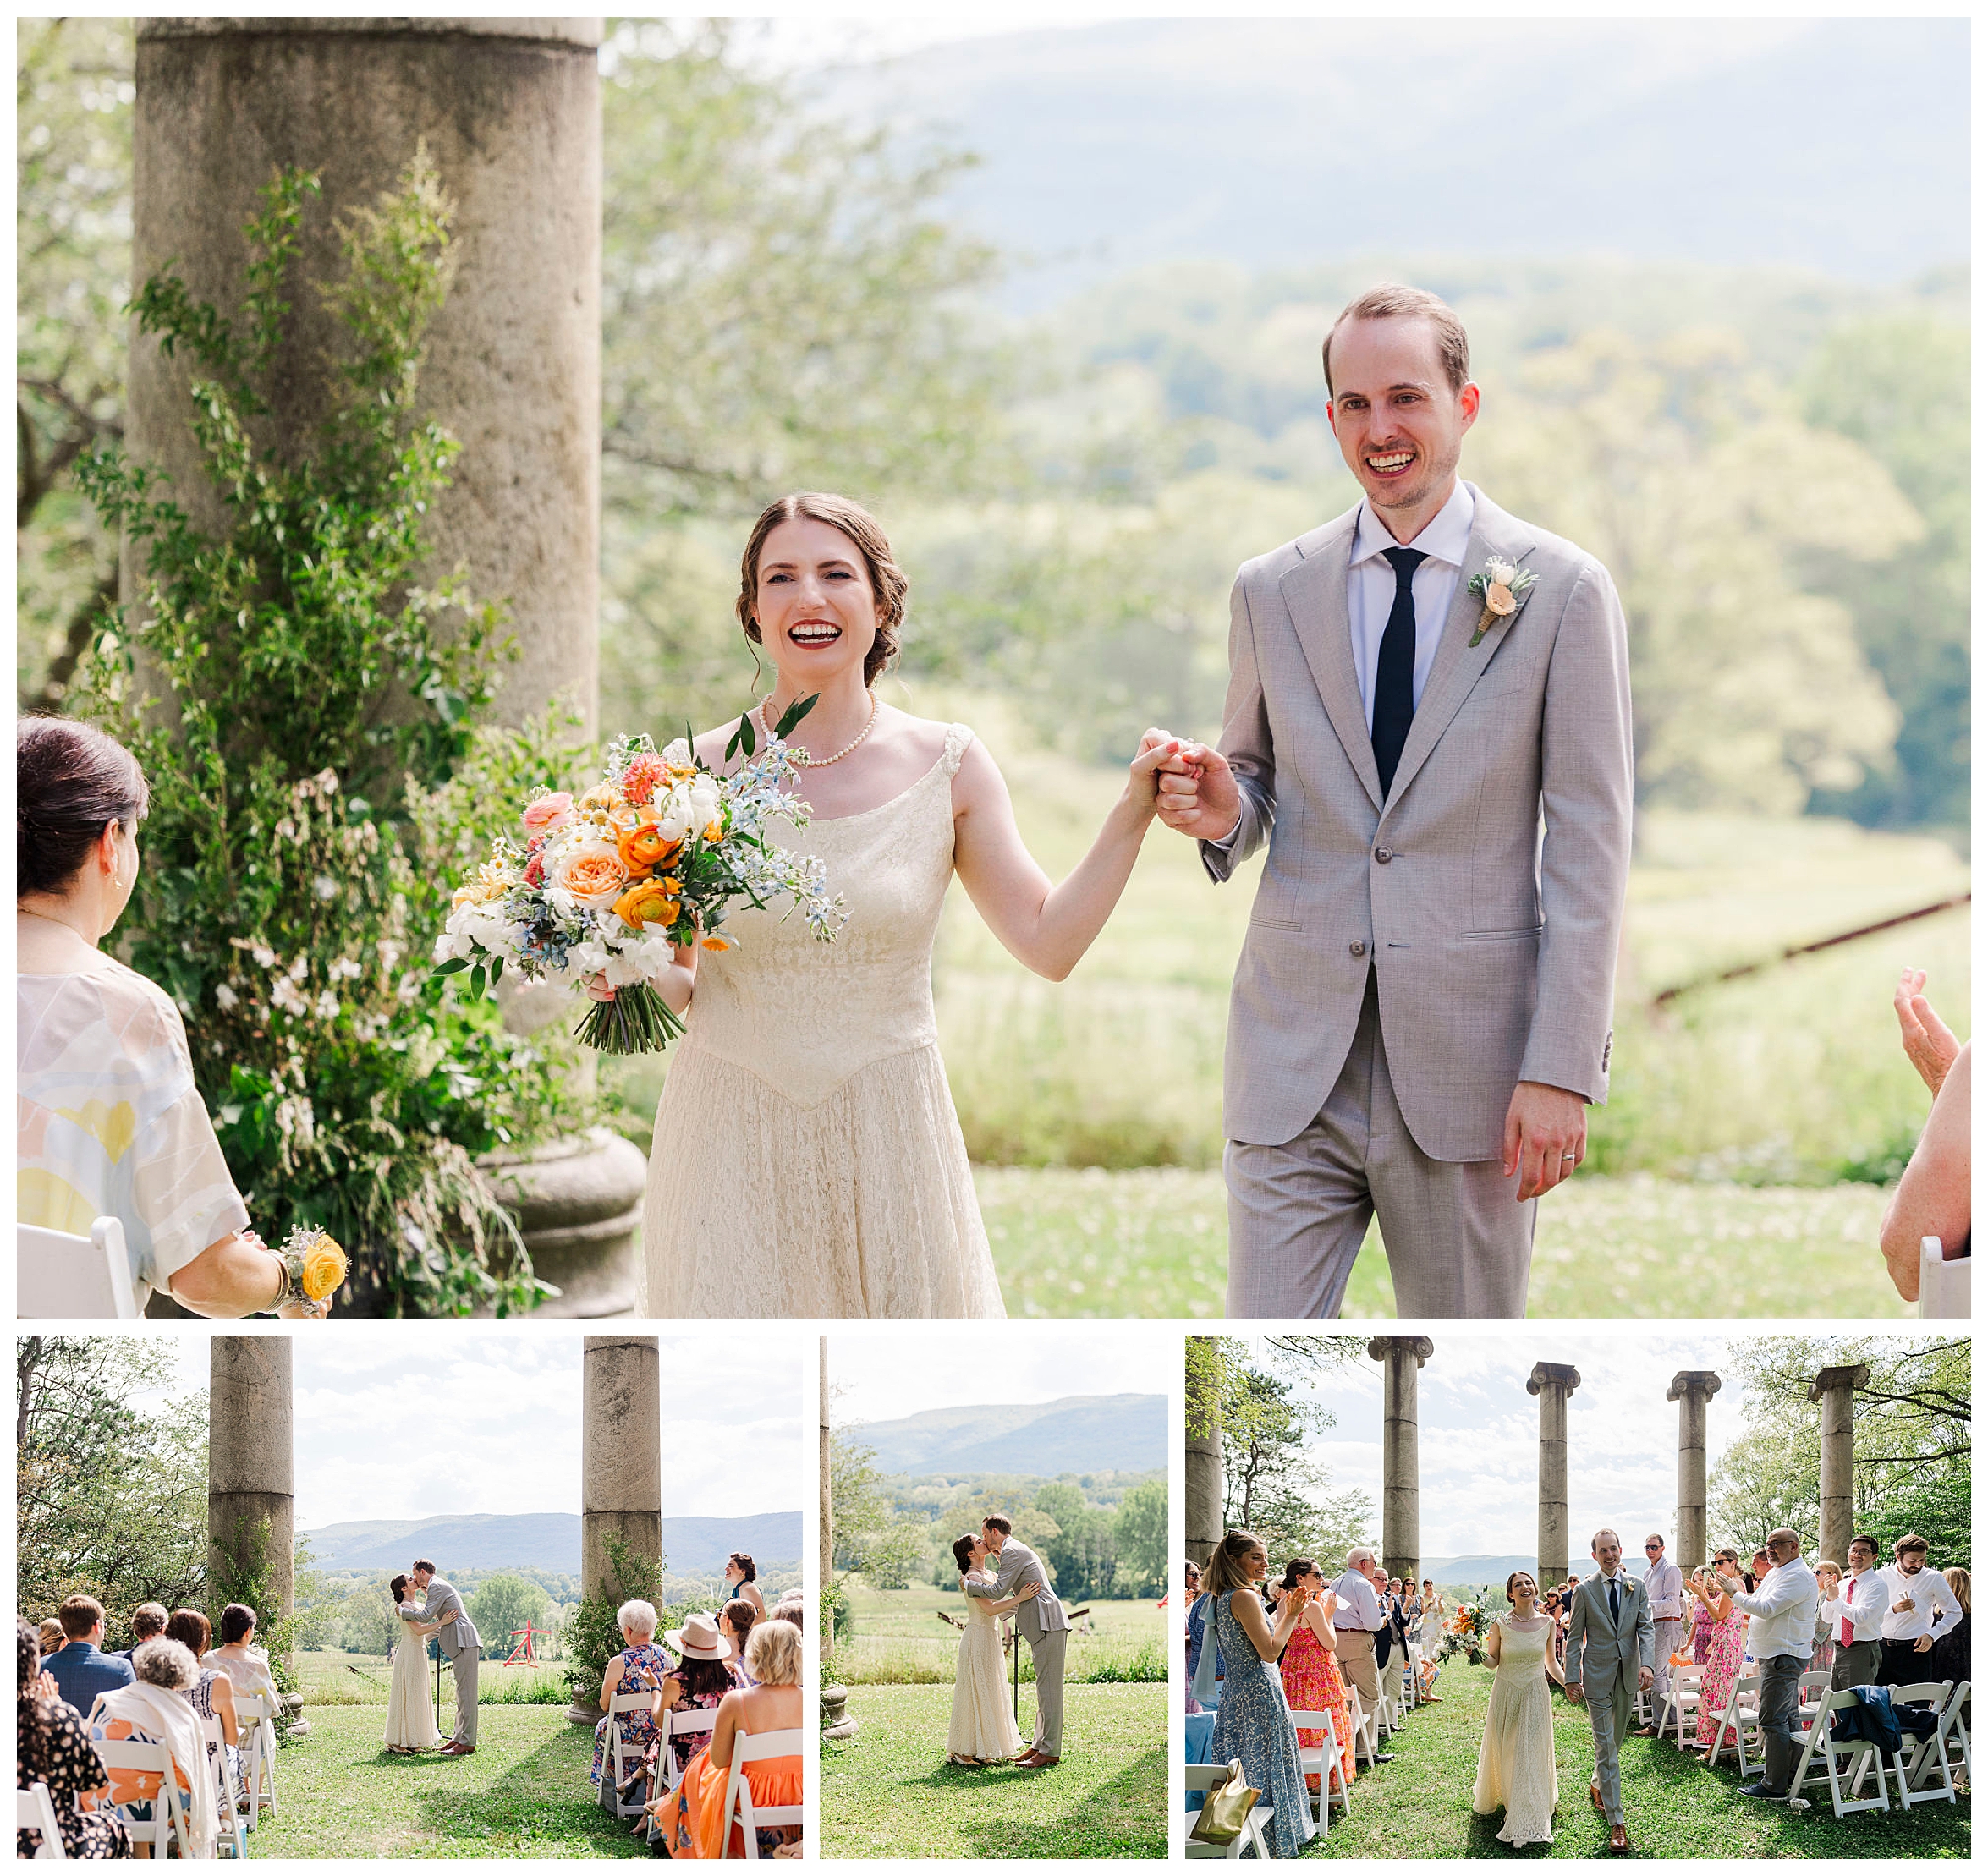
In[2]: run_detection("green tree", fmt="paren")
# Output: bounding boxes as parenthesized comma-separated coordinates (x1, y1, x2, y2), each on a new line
(469, 1572, 552, 1660)
(829, 1425, 892, 1575)
(860, 1518, 929, 1593)
(1112, 1479, 1168, 1598)
(338, 1577, 400, 1657)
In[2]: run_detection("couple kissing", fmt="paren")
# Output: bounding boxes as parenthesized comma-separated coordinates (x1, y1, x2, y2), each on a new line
(946, 1516, 1070, 1769)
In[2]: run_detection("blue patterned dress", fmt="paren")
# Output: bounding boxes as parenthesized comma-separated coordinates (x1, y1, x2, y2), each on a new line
(1206, 1589, 1315, 1857)
(591, 1643, 674, 1793)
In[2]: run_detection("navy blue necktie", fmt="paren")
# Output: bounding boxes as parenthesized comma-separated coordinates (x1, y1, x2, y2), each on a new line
(1372, 546, 1425, 798)
(1609, 1577, 1620, 1626)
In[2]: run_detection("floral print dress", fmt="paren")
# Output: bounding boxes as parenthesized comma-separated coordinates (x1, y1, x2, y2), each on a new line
(1277, 1620, 1356, 1796)
(591, 1642, 675, 1796)
(1694, 1603, 1749, 1749)
(18, 1700, 130, 1860)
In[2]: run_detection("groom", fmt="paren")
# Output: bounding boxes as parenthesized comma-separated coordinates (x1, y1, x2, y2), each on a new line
(1564, 1528, 1654, 1856)
(411, 1559, 481, 1756)
(1148, 283, 1634, 1319)
(964, 1515, 1069, 1767)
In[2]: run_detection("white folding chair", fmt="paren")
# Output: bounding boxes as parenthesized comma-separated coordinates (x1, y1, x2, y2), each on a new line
(1348, 1692, 1382, 1770)
(234, 1692, 280, 1826)
(17, 1782, 67, 1859)
(1658, 1663, 1703, 1747)
(1181, 1764, 1274, 1861)
(1899, 1680, 1970, 1799)
(1789, 1688, 1891, 1818)
(716, 1726, 804, 1860)
(1884, 1681, 1957, 1809)
(94, 1738, 191, 1857)
(1919, 1237, 1969, 1319)
(17, 1217, 139, 1319)
(652, 1703, 721, 1799)
(202, 1714, 249, 1857)
(1706, 1672, 1762, 1774)
(1286, 1708, 1348, 1830)
(599, 1690, 662, 1818)
(1795, 1670, 1830, 1733)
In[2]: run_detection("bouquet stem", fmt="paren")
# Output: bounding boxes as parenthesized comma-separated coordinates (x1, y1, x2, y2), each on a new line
(571, 981, 684, 1056)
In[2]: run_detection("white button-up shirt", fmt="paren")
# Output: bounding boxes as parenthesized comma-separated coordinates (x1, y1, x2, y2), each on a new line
(1823, 1569, 1888, 1645)
(1346, 480, 1476, 729)
(1643, 1557, 1684, 1622)
(1878, 1561, 1963, 1643)
(1731, 1557, 1820, 1662)
(1330, 1569, 1383, 1632)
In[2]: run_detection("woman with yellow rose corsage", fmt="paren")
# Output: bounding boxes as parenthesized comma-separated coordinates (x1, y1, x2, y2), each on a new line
(18, 716, 337, 1319)
(635, 491, 1180, 1319)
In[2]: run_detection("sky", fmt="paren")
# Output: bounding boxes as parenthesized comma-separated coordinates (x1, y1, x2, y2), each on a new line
(829, 1323, 1174, 1427)
(140, 1330, 803, 1530)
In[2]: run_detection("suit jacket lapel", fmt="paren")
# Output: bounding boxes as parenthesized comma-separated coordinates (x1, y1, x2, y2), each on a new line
(1381, 485, 1539, 816)
(1277, 514, 1382, 815)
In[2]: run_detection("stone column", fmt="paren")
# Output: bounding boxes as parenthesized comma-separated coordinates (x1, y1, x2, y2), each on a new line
(1809, 1364, 1869, 1566)
(581, 1336, 661, 1598)
(1527, 1363, 1581, 1583)
(132, 21, 640, 1313)
(208, 1337, 294, 1638)
(1368, 1336, 1434, 1586)
(1185, 1339, 1224, 1570)
(1666, 1371, 1722, 1569)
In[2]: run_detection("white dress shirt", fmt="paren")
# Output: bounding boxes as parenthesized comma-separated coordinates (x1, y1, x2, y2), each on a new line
(1330, 1569, 1383, 1632)
(1730, 1558, 1820, 1661)
(1643, 1558, 1684, 1622)
(1346, 479, 1476, 728)
(1878, 1562, 1963, 1643)
(1823, 1570, 1887, 1645)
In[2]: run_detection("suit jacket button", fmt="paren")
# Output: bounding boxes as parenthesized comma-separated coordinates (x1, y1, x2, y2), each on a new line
(1373, 846, 1392, 864)
(1349, 941, 1366, 957)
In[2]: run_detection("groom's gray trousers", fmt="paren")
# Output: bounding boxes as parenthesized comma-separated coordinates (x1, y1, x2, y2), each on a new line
(445, 1647, 479, 1747)
(1226, 972, 1535, 1318)
(1584, 1662, 1635, 1827)
(1029, 1628, 1067, 1757)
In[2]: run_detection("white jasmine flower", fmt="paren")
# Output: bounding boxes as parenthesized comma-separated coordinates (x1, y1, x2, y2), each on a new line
(251, 945, 277, 969)
(315, 991, 340, 1020)
(215, 983, 239, 1011)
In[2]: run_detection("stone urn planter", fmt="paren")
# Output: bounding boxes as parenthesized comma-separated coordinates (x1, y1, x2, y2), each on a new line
(481, 1126, 647, 1319)
(821, 1683, 858, 1740)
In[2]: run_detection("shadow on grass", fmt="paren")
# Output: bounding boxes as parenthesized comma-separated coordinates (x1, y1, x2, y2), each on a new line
(953, 1745, 1169, 1860)
(403, 1719, 650, 1858)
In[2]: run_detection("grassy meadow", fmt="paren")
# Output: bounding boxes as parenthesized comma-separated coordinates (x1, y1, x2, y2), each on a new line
(821, 1680, 1167, 1858)
(294, 1648, 568, 1707)
(604, 689, 1964, 1315)
(835, 1578, 1165, 1687)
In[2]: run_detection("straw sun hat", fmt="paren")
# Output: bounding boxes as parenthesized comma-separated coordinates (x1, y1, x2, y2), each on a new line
(667, 1612, 733, 1661)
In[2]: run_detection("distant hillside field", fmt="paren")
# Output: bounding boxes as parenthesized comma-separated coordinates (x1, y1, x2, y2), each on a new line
(848, 1392, 1166, 1476)
(303, 1510, 799, 1574)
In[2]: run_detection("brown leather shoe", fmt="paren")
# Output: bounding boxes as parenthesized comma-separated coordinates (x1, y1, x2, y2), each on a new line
(1029, 1755, 1060, 1769)
(1609, 1824, 1630, 1855)
(1590, 1782, 1603, 1812)
(439, 1742, 474, 1756)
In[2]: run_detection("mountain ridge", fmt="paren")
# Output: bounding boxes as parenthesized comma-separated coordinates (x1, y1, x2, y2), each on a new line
(302, 1510, 799, 1575)
(843, 1393, 1164, 1476)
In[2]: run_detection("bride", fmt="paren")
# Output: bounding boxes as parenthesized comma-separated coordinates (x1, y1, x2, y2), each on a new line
(1472, 1571, 1564, 1846)
(384, 1574, 448, 1755)
(639, 491, 1178, 1317)
(947, 1532, 1039, 1766)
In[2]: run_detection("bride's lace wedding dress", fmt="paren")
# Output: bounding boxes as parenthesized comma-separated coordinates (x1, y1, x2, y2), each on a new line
(384, 1605, 441, 1752)
(947, 1571, 1024, 1763)
(642, 723, 1005, 1318)
(1472, 1615, 1559, 1846)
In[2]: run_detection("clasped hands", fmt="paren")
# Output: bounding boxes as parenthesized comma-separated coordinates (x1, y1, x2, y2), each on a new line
(1136, 727, 1587, 1202)
(1565, 1665, 1653, 1706)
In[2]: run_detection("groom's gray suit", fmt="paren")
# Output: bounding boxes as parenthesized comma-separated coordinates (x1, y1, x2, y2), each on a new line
(1203, 482, 1634, 1318)
(421, 1576, 481, 1748)
(964, 1538, 1070, 1756)
(1564, 1569, 1654, 1828)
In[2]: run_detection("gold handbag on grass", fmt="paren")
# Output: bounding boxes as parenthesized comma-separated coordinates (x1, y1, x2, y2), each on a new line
(1189, 1759, 1260, 1846)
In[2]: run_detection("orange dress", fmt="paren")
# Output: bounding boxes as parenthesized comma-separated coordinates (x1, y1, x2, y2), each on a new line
(650, 1729, 804, 1859)
(1279, 1621, 1356, 1795)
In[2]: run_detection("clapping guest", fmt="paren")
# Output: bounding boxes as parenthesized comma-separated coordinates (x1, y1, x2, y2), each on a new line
(591, 1599, 673, 1808)
(162, 1610, 238, 1780)
(1687, 1554, 1749, 1757)
(1327, 1549, 1389, 1760)
(1809, 1563, 1842, 1676)
(723, 1554, 767, 1621)
(1275, 1561, 1356, 1804)
(90, 1638, 217, 1857)
(16, 1617, 129, 1860)
(1880, 969, 1969, 1299)
(1876, 1533, 1963, 1686)
(16, 718, 331, 1319)
(1824, 1534, 1888, 1692)
(46, 1596, 133, 1713)
(722, 1599, 759, 1687)
(1726, 1528, 1818, 1802)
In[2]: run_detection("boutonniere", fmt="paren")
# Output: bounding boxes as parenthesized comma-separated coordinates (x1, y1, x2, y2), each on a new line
(1467, 556, 1540, 647)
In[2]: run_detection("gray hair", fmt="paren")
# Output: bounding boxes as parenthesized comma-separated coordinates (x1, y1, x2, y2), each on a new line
(132, 1636, 198, 1692)
(1345, 1546, 1376, 1571)
(617, 1599, 657, 1640)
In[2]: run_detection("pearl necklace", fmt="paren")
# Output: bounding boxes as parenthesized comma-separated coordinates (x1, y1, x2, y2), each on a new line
(758, 692, 877, 767)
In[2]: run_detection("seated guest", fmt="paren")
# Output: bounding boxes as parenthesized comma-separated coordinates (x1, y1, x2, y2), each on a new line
(16, 1617, 129, 1859)
(771, 1593, 804, 1633)
(201, 1603, 280, 1709)
(40, 1615, 69, 1660)
(722, 1598, 759, 1687)
(163, 1609, 238, 1778)
(648, 1618, 803, 1858)
(1881, 970, 1969, 1301)
(1878, 1533, 1964, 1685)
(47, 1595, 134, 1713)
(591, 1599, 673, 1809)
(723, 1554, 767, 1621)
(16, 718, 332, 1319)
(655, 1615, 737, 1780)
(115, 1605, 168, 1662)
(90, 1638, 217, 1857)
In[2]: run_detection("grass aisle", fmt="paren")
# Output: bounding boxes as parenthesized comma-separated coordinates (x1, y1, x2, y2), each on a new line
(821, 1681, 1167, 1859)
(1296, 1661, 1969, 1859)
(979, 1169, 1899, 1318)
(248, 1707, 648, 1859)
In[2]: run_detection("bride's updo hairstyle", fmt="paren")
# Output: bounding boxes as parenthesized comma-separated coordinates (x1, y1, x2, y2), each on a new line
(737, 493, 908, 688)
(1506, 1571, 1534, 1599)
(952, 1533, 977, 1574)
(17, 716, 149, 897)
(389, 1574, 410, 1606)
(1203, 1529, 1262, 1599)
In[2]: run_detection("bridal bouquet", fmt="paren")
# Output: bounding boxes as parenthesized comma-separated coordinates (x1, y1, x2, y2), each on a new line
(431, 704, 846, 1054)
(1440, 1599, 1488, 1665)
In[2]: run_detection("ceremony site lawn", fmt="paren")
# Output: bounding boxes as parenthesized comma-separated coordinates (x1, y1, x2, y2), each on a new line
(833, 1581, 1166, 1686)
(1284, 1657, 1969, 1860)
(821, 1681, 1167, 1859)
